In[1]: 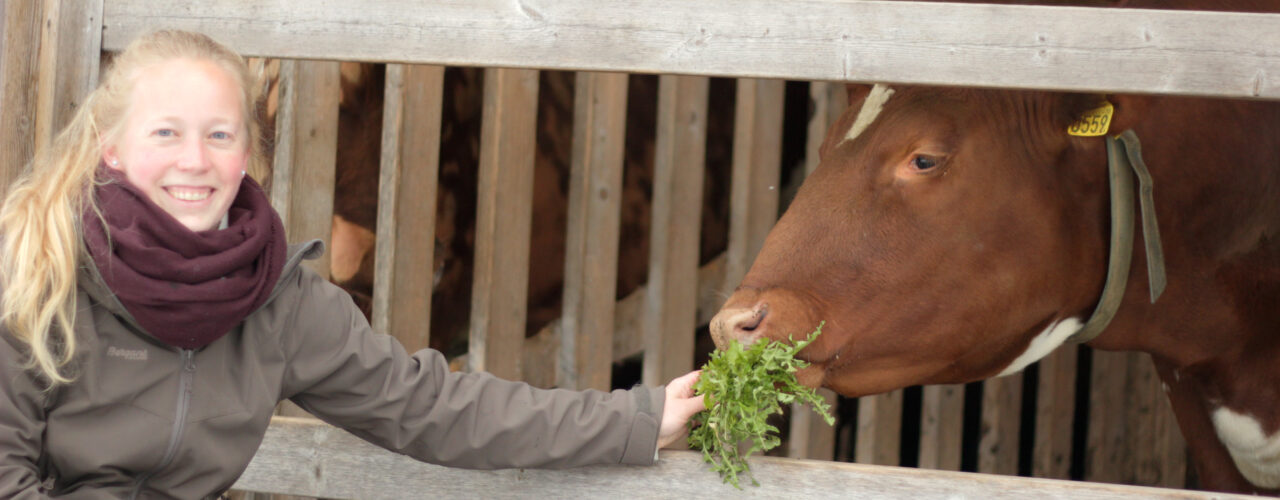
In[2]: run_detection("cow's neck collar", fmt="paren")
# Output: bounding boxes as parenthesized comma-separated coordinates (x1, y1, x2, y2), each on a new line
(1068, 130, 1167, 343)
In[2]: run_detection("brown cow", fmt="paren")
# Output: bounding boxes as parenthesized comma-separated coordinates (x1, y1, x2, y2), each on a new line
(711, 1, 1280, 493)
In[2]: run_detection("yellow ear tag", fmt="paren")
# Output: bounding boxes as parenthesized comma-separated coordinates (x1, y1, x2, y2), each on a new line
(1067, 101, 1114, 137)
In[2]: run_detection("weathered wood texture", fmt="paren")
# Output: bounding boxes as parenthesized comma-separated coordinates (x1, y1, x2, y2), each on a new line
(467, 68, 539, 382)
(101, 0, 1280, 99)
(1087, 350, 1186, 488)
(231, 417, 1241, 500)
(641, 75, 707, 388)
(269, 59, 340, 280)
(857, 389, 904, 466)
(559, 71, 628, 391)
(918, 384, 965, 471)
(1034, 346, 1079, 479)
(979, 375, 1023, 475)
(34, 0, 102, 154)
(371, 63, 444, 353)
(0, 0, 43, 196)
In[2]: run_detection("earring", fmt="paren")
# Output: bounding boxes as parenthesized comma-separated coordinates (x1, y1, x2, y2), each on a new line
(241, 170, 247, 177)
(110, 159, 118, 166)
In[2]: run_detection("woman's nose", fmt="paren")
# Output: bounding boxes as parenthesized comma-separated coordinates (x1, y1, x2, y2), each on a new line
(175, 138, 209, 170)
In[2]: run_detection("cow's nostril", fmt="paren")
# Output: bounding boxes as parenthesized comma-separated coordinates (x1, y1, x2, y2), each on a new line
(738, 304, 767, 332)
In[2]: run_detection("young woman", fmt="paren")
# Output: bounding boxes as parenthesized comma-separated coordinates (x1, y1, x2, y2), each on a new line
(0, 30, 704, 498)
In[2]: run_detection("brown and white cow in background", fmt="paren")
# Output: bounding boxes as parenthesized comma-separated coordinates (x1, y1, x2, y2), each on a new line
(712, 0, 1279, 493)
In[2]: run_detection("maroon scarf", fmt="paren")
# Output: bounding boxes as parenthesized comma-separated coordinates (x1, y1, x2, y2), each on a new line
(82, 168, 286, 350)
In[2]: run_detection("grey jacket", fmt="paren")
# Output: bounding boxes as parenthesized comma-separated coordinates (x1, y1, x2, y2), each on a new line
(0, 241, 664, 499)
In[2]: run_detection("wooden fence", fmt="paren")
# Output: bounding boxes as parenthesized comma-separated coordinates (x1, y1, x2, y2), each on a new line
(4, 0, 1279, 497)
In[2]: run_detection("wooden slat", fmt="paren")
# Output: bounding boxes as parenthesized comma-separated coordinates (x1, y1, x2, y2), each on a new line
(723, 77, 784, 291)
(467, 68, 539, 382)
(233, 417, 1246, 500)
(1129, 353, 1187, 488)
(0, 0, 42, 196)
(269, 59, 340, 279)
(642, 75, 707, 388)
(787, 388, 838, 460)
(102, 1, 1280, 100)
(804, 82, 849, 176)
(34, 0, 102, 154)
(918, 384, 964, 471)
(978, 375, 1022, 476)
(371, 63, 444, 353)
(1034, 347, 1078, 479)
(1087, 349, 1132, 484)
(856, 390, 903, 466)
(558, 71, 628, 391)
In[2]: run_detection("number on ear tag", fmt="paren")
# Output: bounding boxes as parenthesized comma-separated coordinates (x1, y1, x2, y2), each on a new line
(1064, 102, 1116, 136)
(1068, 102, 1114, 137)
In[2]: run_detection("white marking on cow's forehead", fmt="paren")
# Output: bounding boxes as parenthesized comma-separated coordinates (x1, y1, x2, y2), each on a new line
(841, 84, 895, 145)
(995, 317, 1083, 378)
(1212, 407, 1280, 488)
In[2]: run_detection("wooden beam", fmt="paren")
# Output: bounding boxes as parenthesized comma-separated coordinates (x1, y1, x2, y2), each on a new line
(372, 63, 444, 353)
(1033, 347, 1078, 479)
(856, 390, 903, 466)
(34, 0, 102, 155)
(467, 68, 539, 382)
(0, 0, 42, 196)
(558, 71, 628, 391)
(918, 384, 964, 471)
(642, 75, 707, 388)
(102, 0, 1280, 100)
(270, 59, 340, 279)
(804, 82, 849, 176)
(978, 375, 1022, 476)
(232, 417, 1246, 499)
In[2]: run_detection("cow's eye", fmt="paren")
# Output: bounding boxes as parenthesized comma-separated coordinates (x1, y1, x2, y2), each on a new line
(911, 154, 940, 170)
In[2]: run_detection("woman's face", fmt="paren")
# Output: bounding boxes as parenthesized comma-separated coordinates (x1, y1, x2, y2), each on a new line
(103, 58, 249, 232)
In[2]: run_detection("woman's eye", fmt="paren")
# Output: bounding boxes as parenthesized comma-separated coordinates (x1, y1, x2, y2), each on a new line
(155, 129, 175, 138)
(911, 155, 940, 170)
(210, 131, 230, 140)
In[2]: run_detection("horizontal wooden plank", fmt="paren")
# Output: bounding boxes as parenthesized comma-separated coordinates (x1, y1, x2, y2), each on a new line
(233, 417, 1251, 499)
(102, 0, 1280, 99)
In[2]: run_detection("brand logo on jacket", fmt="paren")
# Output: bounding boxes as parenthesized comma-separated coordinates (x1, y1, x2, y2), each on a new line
(106, 346, 148, 361)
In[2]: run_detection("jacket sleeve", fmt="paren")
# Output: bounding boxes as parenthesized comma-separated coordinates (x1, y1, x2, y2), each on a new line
(0, 331, 52, 498)
(278, 268, 664, 470)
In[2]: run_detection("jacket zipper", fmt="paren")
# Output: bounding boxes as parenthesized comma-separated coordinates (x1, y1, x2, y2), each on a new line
(131, 349, 196, 499)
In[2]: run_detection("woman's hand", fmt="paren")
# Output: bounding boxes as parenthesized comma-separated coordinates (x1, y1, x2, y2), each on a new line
(657, 370, 705, 448)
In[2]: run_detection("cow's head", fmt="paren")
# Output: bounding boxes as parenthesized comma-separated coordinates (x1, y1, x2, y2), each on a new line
(712, 84, 1127, 397)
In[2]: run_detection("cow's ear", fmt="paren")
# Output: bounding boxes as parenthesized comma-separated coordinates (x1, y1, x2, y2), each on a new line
(1103, 94, 1149, 134)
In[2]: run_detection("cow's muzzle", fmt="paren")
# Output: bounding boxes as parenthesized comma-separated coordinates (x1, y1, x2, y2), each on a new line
(710, 302, 768, 349)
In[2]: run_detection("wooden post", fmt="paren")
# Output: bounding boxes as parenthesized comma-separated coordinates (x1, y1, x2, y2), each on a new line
(558, 71, 628, 391)
(0, 0, 43, 195)
(468, 68, 539, 382)
(1087, 349, 1132, 485)
(918, 384, 964, 471)
(1033, 347, 1078, 479)
(642, 75, 707, 388)
(270, 60, 340, 279)
(33, 0, 102, 155)
(856, 390, 903, 466)
(978, 376, 1022, 476)
(804, 82, 848, 176)
(723, 77, 783, 292)
(372, 64, 444, 353)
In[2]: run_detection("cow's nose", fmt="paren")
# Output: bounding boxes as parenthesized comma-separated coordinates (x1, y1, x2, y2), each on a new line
(710, 303, 768, 349)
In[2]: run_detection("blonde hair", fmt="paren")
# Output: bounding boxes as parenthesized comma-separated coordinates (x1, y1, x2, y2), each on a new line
(0, 30, 268, 386)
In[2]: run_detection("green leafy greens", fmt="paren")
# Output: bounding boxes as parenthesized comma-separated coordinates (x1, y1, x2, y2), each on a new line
(688, 323, 835, 488)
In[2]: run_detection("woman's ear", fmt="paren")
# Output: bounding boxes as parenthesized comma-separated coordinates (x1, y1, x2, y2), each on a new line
(100, 140, 121, 170)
